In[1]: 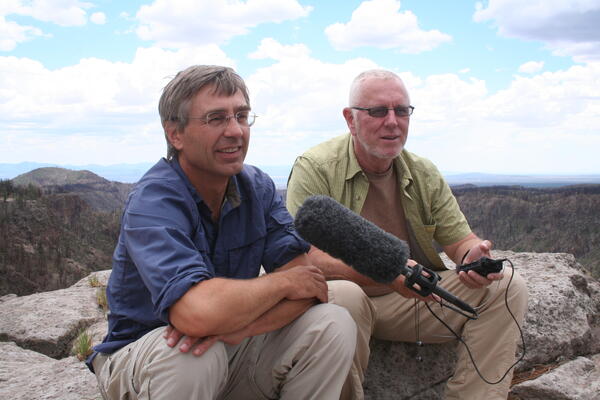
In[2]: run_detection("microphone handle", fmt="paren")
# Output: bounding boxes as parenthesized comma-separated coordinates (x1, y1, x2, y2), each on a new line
(402, 264, 477, 316)
(431, 285, 477, 316)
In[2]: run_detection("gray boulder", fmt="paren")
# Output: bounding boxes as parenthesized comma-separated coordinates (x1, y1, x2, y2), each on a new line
(0, 341, 100, 400)
(1, 252, 599, 400)
(363, 250, 600, 399)
(510, 355, 600, 400)
(0, 270, 110, 359)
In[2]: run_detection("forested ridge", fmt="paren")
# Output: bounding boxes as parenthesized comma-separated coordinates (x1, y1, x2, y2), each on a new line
(1, 168, 599, 297)
(0, 172, 126, 296)
(453, 184, 600, 278)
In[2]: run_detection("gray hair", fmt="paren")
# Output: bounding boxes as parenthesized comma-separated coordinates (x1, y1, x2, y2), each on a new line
(159, 65, 250, 160)
(348, 69, 409, 106)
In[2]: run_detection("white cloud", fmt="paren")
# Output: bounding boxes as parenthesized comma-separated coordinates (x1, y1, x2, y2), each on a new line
(249, 38, 311, 60)
(410, 62, 600, 174)
(135, 0, 312, 48)
(1, 33, 598, 174)
(0, 15, 46, 51)
(245, 45, 600, 173)
(90, 11, 106, 25)
(478, 63, 600, 128)
(325, 0, 451, 52)
(518, 61, 544, 74)
(0, 0, 97, 50)
(238, 40, 379, 165)
(8, 0, 92, 27)
(474, 0, 600, 62)
(0, 45, 236, 164)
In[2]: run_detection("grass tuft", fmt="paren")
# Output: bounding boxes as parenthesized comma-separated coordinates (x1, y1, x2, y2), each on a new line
(96, 287, 108, 314)
(88, 274, 102, 287)
(72, 329, 93, 361)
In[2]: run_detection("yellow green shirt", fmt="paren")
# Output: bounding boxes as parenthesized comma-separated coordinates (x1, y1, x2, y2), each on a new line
(286, 133, 471, 270)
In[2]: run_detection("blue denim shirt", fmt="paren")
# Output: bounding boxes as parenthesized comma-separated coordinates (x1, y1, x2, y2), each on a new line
(87, 158, 309, 371)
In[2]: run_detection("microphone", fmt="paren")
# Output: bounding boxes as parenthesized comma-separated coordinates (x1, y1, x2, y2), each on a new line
(294, 195, 477, 316)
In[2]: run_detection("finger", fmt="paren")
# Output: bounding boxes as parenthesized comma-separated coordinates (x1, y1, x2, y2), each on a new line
(458, 271, 480, 289)
(179, 336, 199, 353)
(428, 293, 441, 303)
(480, 240, 493, 256)
(309, 265, 325, 277)
(313, 271, 326, 283)
(467, 270, 493, 286)
(315, 281, 328, 303)
(317, 290, 328, 303)
(488, 272, 504, 281)
(192, 336, 220, 357)
(163, 325, 173, 338)
(166, 327, 184, 347)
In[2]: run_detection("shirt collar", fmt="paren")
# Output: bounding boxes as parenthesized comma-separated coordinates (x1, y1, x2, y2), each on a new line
(394, 151, 412, 187)
(169, 157, 242, 210)
(224, 177, 241, 208)
(346, 134, 365, 181)
(345, 133, 413, 186)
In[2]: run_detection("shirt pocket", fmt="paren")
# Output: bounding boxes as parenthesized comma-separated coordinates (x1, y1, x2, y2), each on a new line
(226, 235, 267, 278)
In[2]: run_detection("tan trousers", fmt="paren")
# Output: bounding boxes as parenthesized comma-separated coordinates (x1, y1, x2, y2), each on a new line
(329, 268, 528, 400)
(93, 303, 357, 400)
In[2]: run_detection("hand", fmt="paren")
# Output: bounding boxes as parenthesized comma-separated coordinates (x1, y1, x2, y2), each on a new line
(280, 265, 328, 303)
(458, 240, 503, 289)
(164, 325, 220, 357)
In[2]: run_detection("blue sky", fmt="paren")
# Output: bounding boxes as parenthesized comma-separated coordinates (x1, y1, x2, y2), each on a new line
(1, 0, 599, 175)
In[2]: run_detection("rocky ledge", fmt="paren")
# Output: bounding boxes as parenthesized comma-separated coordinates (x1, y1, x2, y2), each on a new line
(1, 250, 599, 399)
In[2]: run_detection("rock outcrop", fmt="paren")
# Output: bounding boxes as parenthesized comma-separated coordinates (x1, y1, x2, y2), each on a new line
(1, 251, 599, 399)
(363, 251, 600, 399)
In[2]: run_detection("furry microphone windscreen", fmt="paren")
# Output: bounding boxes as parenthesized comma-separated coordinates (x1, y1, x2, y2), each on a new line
(294, 195, 409, 283)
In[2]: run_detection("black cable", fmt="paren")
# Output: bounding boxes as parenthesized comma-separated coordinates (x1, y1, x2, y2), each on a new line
(424, 259, 526, 385)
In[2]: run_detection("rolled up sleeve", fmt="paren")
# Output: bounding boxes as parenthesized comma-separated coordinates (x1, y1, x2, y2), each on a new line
(123, 181, 213, 323)
(260, 177, 310, 272)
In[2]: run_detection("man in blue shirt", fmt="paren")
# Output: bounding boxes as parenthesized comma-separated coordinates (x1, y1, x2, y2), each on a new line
(88, 65, 356, 400)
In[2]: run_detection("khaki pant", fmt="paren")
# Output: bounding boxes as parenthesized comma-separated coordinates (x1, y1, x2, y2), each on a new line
(93, 303, 356, 400)
(330, 268, 528, 400)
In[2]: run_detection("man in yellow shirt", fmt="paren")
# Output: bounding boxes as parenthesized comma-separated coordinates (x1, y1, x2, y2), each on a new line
(286, 69, 528, 400)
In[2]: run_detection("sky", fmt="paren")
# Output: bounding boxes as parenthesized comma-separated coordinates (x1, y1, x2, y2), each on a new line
(1, 0, 599, 176)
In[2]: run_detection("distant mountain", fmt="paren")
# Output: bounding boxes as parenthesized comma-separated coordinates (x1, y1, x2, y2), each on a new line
(13, 167, 109, 187)
(444, 172, 600, 187)
(0, 162, 153, 184)
(12, 167, 133, 212)
(4, 162, 599, 188)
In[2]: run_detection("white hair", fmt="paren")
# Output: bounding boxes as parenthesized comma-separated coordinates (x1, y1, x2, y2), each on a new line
(348, 69, 409, 106)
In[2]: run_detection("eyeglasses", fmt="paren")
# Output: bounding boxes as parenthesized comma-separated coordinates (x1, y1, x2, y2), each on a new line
(351, 105, 414, 118)
(188, 110, 257, 128)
